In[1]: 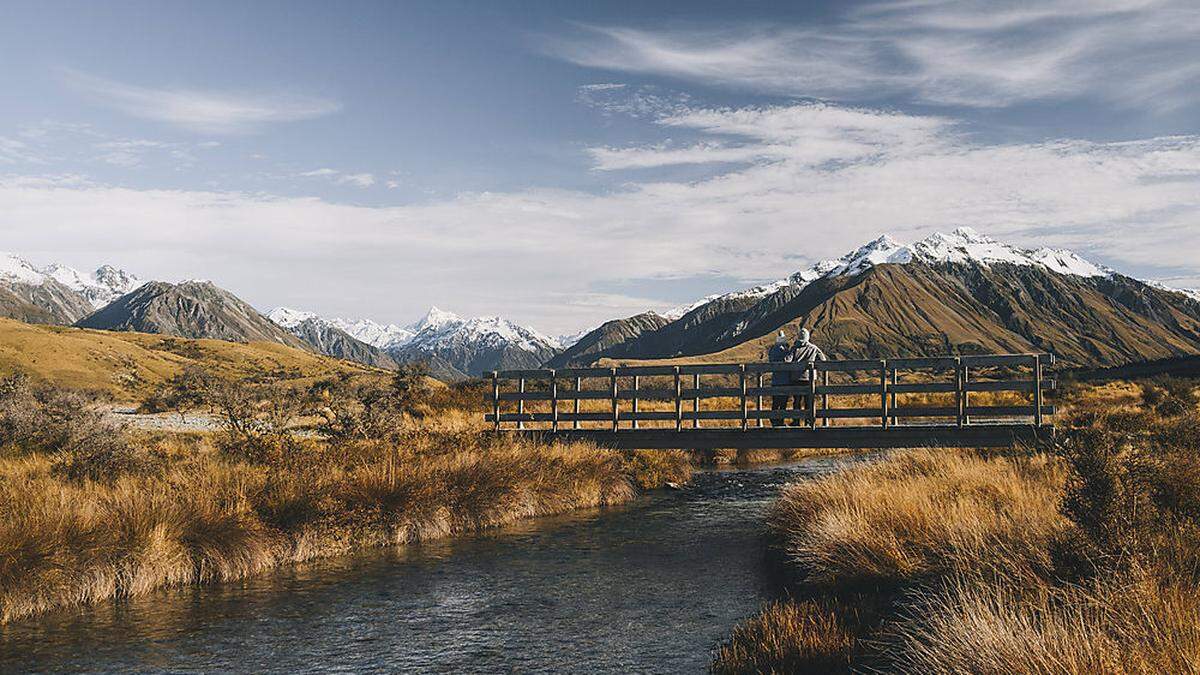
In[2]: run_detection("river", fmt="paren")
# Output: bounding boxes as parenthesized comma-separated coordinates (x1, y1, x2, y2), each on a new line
(0, 455, 857, 674)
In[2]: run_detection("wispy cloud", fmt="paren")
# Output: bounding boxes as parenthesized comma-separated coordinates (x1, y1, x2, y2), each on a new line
(3, 99, 1199, 332)
(297, 168, 376, 188)
(61, 68, 341, 134)
(548, 0, 1200, 111)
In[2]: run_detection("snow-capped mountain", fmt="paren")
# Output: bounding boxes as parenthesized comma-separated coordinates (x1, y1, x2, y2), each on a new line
(1, 253, 142, 309)
(0, 252, 142, 323)
(560, 227, 1200, 369)
(268, 305, 562, 379)
(392, 307, 561, 377)
(50, 264, 143, 308)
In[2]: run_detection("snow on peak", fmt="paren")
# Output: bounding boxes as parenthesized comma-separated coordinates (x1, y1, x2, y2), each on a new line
(406, 309, 558, 354)
(330, 317, 415, 349)
(267, 307, 317, 328)
(0, 252, 51, 285)
(415, 306, 462, 332)
(1, 253, 141, 307)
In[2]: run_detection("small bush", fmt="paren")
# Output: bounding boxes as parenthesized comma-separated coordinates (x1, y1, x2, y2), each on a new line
(1140, 378, 1199, 418)
(0, 374, 125, 457)
(51, 440, 166, 483)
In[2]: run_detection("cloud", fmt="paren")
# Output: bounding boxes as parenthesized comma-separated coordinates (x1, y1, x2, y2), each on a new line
(61, 69, 341, 134)
(297, 168, 376, 188)
(2, 100, 1199, 333)
(548, 0, 1200, 111)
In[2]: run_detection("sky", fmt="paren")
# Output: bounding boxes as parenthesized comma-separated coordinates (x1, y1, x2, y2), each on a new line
(1, 0, 1198, 335)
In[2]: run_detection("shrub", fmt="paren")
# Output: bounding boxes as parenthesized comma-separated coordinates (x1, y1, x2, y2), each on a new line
(1140, 378, 1199, 418)
(0, 374, 125, 457)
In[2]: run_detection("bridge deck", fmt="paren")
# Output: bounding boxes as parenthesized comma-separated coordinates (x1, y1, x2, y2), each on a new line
(487, 354, 1056, 451)
(508, 424, 1053, 450)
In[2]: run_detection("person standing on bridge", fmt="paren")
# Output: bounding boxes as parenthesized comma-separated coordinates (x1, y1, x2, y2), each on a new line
(767, 331, 794, 427)
(789, 328, 827, 426)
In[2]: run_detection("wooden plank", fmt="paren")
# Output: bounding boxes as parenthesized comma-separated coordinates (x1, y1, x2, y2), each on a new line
(491, 371, 500, 432)
(881, 364, 889, 429)
(674, 367, 683, 432)
(747, 385, 814, 396)
(889, 368, 898, 427)
(808, 374, 818, 429)
(740, 365, 748, 431)
(612, 365, 679, 377)
(744, 362, 813, 373)
(679, 364, 743, 375)
(554, 367, 617, 378)
(680, 387, 743, 399)
(960, 354, 1037, 368)
(756, 372, 764, 429)
(632, 375, 640, 430)
(573, 376, 581, 430)
(510, 424, 1055, 450)
(550, 371, 559, 432)
(891, 406, 960, 417)
(817, 408, 886, 419)
(957, 363, 967, 427)
(692, 373, 700, 429)
(814, 384, 881, 395)
(965, 380, 1056, 393)
(887, 357, 961, 370)
(816, 359, 888, 372)
(966, 405, 1056, 417)
(609, 369, 619, 432)
(517, 377, 526, 431)
(498, 369, 554, 379)
(891, 382, 958, 394)
(498, 392, 554, 401)
(822, 370, 830, 428)
(1034, 355, 1044, 428)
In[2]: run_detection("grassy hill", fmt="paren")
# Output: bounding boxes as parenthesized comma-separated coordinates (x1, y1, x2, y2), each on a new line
(0, 317, 384, 400)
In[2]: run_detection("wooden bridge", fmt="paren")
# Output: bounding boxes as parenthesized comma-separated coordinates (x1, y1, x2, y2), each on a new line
(486, 354, 1055, 450)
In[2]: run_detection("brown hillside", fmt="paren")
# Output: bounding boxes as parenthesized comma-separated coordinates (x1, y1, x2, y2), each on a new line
(0, 318, 382, 400)
(610, 263, 1200, 367)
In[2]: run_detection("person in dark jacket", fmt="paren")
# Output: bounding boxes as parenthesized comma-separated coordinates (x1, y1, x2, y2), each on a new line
(789, 328, 827, 426)
(767, 331, 795, 427)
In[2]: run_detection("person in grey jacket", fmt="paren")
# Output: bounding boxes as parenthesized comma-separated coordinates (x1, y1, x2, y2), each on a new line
(789, 328, 827, 426)
(767, 331, 794, 427)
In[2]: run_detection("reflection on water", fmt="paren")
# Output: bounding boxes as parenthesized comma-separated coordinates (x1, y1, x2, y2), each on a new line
(0, 455, 860, 674)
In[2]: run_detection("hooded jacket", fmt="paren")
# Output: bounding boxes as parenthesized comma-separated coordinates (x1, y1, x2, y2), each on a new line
(790, 341, 827, 381)
(768, 342, 794, 386)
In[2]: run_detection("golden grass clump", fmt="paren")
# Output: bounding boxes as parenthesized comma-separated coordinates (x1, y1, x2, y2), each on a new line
(710, 599, 855, 674)
(0, 430, 689, 624)
(888, 569, 1200, 675)
(767, 449, 1068, 589)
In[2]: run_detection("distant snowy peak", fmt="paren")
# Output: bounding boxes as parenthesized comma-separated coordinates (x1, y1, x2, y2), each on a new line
(1, 253, 141, 308)
(331, 317, 415, 350)
(266, 307, 317, 328)
(409, 310, 559, 354)
(785, 227, 1112, 289)
(1145, 280, 1200, 304)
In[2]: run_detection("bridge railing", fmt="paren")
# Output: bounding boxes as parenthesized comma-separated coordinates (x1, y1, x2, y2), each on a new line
(485, 353, 1055, 432)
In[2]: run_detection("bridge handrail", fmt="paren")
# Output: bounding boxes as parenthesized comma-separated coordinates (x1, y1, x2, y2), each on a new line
(486, 353, 1055, 433)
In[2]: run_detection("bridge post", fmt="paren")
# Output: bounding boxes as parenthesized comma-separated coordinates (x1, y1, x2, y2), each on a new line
(808, 366, 817, 429)
(692, 373, 700, 429)
(880, 360, 889, 429)
(674, 366, 682, 432)
(739, 365, 748, 431)
(631, 375, 640, 430)
(609, 368, 619, 432)
(550, 369, 559, 433)
(890, 367, 898, 427)
(517, 377, 526, 431)
(956, 359, 966, 427)
(822, 370, 830, 427)
(573, 376, 581, 430)
(1034, 354, 1043, 427)
(491, 371, 500, 432)
(756, 372, 764, 428)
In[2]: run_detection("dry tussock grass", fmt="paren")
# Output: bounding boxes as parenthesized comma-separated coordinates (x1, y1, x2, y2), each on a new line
(716, 378, 1200, 673)
(0, 430, 690, 624)
(767, 449, 1068, 589)
(711, 599, 855, 674)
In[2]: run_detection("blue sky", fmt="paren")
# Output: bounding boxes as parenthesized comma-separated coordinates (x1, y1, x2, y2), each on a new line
(1, 0, 1199, 334)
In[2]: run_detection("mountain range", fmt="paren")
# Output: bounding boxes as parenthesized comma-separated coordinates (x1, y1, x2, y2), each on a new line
(555, 228, 1200, 368)
(2, 227, 1199, 379)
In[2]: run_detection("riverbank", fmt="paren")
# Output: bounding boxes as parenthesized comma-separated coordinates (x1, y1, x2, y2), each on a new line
(0, 424, 691, 625)
(712, 379, 1200, 673)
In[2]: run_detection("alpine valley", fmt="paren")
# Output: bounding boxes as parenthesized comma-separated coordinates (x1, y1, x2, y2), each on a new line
(2, 227, 1199, 380)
